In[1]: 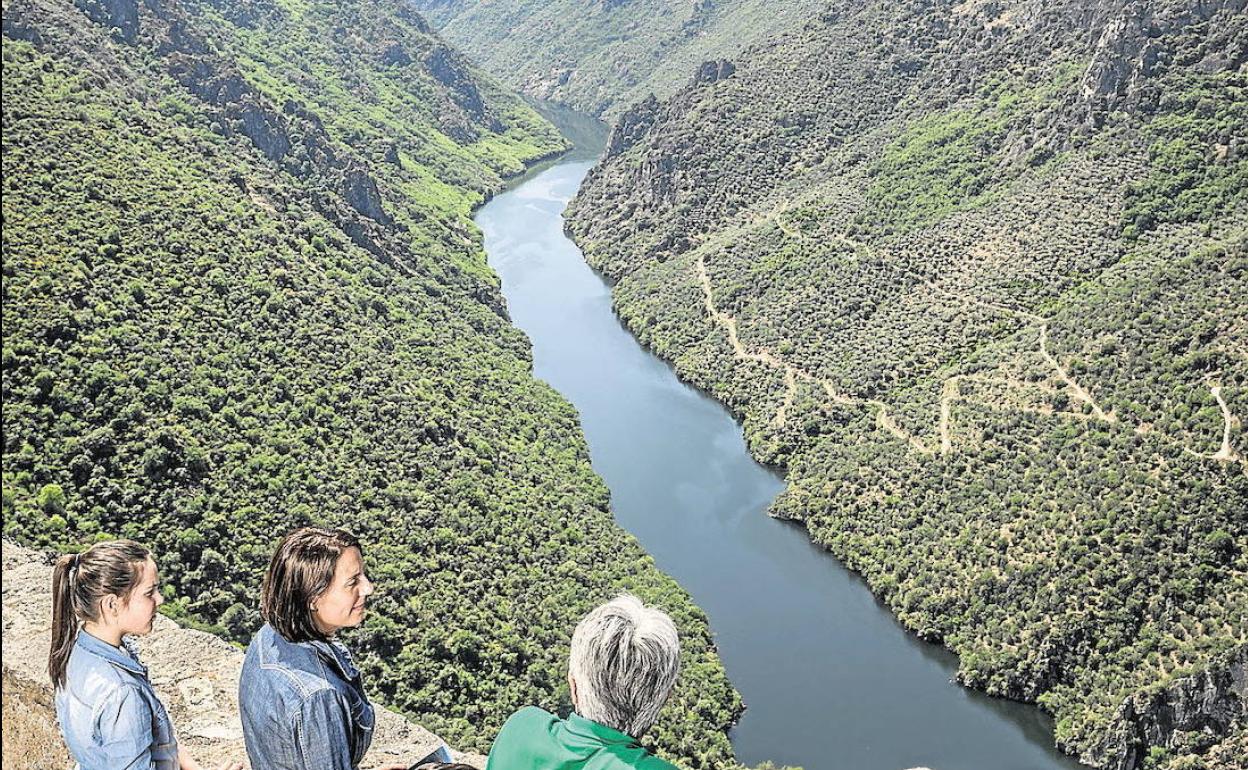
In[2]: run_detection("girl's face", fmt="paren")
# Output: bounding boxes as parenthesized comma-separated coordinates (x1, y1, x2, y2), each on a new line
(311, 547, 374, 637)
(108, 558, 163, 636)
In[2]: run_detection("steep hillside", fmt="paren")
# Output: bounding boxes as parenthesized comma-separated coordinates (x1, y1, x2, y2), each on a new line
(411, 0, 827, 118)
(0, 0, 742, 766)
(1, 541, 483, 768)
(566, 0, 1248, 767)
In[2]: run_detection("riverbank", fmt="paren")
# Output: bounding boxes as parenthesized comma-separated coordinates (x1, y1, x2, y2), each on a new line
(479, 157, 1089, 770)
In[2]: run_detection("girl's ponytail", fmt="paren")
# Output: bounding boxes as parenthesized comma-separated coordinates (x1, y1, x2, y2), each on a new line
(48, 553, 80, 689)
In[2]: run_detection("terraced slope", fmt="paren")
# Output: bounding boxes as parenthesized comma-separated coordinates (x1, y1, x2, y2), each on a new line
(0, 0, 742, 764)
(411, 0, 828, 118)
(566, 0, 1248, 767)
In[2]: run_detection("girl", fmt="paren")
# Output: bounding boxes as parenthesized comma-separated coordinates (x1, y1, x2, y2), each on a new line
(49, 539, 243, 770)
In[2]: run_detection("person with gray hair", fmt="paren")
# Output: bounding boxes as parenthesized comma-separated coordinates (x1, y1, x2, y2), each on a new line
(486, 594, 681, 770)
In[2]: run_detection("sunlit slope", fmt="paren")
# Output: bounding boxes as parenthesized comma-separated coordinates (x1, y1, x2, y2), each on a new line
(567, 0, 1248, 767)
(412, 0, 828, 118)
(0, 0, 742, 765)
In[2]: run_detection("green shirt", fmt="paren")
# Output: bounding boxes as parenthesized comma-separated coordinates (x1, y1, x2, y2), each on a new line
(486, 707, 679, 770)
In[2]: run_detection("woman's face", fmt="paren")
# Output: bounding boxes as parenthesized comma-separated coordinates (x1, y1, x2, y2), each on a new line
(110, 558, 163, 636)
(311, 547, 374, 637)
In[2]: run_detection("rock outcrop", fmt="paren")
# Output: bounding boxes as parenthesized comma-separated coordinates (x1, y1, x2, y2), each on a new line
(74, 0, 137, 42)
(604, 94, 662, 160)
(1, 542, 484, 769)
(692, 59, 736, 86)
(1093, 645, 1248, 770)
(1078, 0, 1248, 126)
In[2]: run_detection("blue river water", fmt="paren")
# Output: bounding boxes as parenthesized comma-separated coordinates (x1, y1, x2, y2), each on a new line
(476, 158, 1087, 770)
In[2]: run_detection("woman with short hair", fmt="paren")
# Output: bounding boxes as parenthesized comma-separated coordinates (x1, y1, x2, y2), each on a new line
(49, 539, 242, 770)
(239, 526, 406, 770)
(487, 594, 682, 770)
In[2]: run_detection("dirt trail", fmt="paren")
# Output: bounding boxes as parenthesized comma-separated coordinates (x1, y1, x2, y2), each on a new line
(940, 378, 958, 455)
(689, 207, 1239, 463)
(694, 253, 935, 451)
(1210, 385, 1242, 463)
(1037, 323, 1113, 422)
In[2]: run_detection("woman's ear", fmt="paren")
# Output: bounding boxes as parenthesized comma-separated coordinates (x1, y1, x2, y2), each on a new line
(567, 672, 579, 709)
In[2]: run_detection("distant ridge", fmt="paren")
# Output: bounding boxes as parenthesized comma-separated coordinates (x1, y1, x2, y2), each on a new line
(411, 0, 831, 118)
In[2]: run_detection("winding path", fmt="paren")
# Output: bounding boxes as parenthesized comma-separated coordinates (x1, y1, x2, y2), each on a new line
(1209, 385, 1241, 463)
(694, 251, 936, 453)
(690, 211, 1240, 463)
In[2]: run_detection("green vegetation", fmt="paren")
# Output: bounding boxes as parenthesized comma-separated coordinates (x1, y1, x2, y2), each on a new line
(1122, 70, 1248, 238)
(0, 1, 743, 765)
(866, 67, 1081, 231)
(565, 1, 1248, 768)
(866, 107, 1009, 228)
(412, 0, 829, 118)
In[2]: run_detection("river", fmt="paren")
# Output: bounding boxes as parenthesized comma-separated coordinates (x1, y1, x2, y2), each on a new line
(476, 145, 1088, 770)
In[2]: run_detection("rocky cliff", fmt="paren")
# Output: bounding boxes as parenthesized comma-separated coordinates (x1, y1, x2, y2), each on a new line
(1098, 645, 1247, 770)
(1, 541, 484, 768)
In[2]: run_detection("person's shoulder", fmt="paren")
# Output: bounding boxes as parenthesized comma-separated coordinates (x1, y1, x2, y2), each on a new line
(488, 707, 560, 769)
(503, 705, 560, 731)
(67, 643, 133, 692)
(92, 679, 153, 722)
(241, 625, 333, 702)
(603, 742, 680, 770)
(634, 752, 681, 770)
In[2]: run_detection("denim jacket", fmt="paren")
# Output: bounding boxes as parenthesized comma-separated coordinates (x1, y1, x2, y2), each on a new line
(54, 630, 179, 770)
(239, 623, 375, 770)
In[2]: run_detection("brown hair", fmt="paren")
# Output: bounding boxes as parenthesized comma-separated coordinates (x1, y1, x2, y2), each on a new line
(260, 526, 361, 643)
(49, 540, 151, 689)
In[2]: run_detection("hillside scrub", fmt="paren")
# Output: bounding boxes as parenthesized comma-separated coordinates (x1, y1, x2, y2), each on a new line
(566, 0, 1248, 767)
(1, 0, 744, 765)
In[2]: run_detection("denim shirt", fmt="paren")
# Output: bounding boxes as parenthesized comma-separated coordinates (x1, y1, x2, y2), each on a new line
(239, 623, 375, 770)
(54, 630, 179, 770)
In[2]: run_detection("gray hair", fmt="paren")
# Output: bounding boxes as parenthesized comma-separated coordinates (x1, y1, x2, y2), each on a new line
(568, 593, 681, 737)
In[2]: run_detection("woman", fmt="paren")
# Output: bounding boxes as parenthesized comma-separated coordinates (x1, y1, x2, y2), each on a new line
(49, 539, 243, 770)
(239, 526, 407, 770)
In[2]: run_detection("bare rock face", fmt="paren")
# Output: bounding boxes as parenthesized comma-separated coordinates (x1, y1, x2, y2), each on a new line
(344, 166, 395, 226)
(1078, 0, 1248, 126)
(692, 59, 735, 86)
(1092, 645, 1248, 770)
(1, 541, 484, 769)
(424, 44, 501, 135)
(604, 94, 662, 160)
(2, 669, 72, 770)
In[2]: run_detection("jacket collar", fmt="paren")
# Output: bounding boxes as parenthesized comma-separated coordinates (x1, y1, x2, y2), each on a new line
(564, 711, 639, 748)
(309, 638, 359, 682)
(76, 629, 148, 677)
